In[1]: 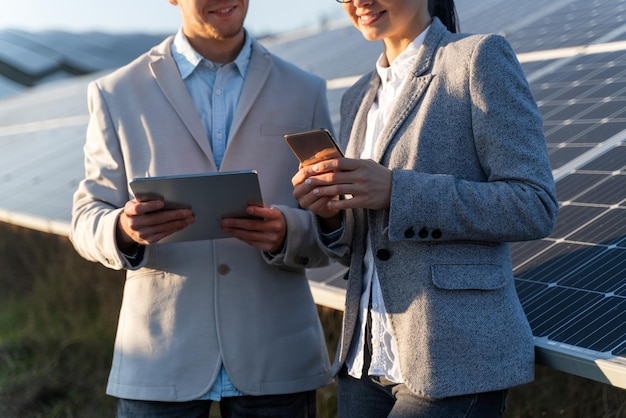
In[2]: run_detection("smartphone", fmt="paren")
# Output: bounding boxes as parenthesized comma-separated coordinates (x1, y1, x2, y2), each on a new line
(284, 128, 344, 166)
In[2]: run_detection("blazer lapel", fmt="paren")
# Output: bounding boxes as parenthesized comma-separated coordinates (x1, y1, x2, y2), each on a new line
(374, 74, 434, 161)
(148, 38, 215, 165)
(345, 73, 380, 159)
(372, 18, 446, 162)
(228, 40, 272, 142)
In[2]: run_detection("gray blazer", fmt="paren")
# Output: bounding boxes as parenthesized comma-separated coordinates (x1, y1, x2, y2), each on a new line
(70, 35, 333, 401)
(324, 19, 559, 398)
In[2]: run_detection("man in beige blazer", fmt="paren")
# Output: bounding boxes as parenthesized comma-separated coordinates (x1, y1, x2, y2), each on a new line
(69, 0, 333, 416)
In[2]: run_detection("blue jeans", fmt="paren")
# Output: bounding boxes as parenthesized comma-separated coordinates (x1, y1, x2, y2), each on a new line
(115, 391, 316, 418)
(337, 367, 507, 418)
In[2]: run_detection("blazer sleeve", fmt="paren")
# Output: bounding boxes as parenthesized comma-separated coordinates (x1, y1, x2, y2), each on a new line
(265, 75, 335, 269)
(389, 35, 558, 243)
(69, 81, 143, 271)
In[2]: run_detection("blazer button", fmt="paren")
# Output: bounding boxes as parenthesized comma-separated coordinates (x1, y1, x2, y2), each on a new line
(404, 227, 415, 238)
(376, 249, 391, 261)
(217, 264, 231, 275)
(295, 256, 309, 266)
(418, 227, 429, 238)
(432, 229, 442, 239)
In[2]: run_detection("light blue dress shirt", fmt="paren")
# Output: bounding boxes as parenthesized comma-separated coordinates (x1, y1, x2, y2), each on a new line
(172, 28, 251, 168)
(171, 28, 252, 400)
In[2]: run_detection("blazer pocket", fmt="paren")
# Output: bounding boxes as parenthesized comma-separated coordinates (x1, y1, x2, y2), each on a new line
(431, 264, 506, 291)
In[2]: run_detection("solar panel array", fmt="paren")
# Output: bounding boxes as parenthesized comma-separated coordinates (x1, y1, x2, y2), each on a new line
(490, 0, 626, 385)
(0, 30, 167, 99)
(503, 0, 626, 383)
(0, 0, 625, 388)
(0, 30, 168, 233)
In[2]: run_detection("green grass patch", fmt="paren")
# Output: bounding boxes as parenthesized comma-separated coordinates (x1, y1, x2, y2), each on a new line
(0, 223, 123, 417)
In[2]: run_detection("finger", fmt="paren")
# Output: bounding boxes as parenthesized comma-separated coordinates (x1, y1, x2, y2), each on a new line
(134, 216, 195, 244)
(245, 205, 283, 220)
(293, 181, 313, 201)
(222, 226, 266, 242)
(125, 209, 194, 244)
(222, 225, 283, 252)
(327, 195, 360, 211)
(222, 214, 284, 234)
(295, 188, 326, 211)
(291, 165, 319, 186)
(303, 194, 341, 219)
(292, 160, 343, 186)
(311, 157, 358, 174)
(221, 217, 261, 232)
(125, 199, 165, 216)
(128, 208, 193, 230)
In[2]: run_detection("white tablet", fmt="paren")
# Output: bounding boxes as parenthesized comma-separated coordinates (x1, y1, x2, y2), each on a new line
(129, 170, 263, 243)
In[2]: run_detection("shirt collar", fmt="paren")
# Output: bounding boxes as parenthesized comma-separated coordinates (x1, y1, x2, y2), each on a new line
(172, 28, 253, 80)
(376, 25, 431, 89)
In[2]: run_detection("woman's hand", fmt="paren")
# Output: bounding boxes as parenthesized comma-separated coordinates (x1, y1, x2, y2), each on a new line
(292, 157, 393, 213)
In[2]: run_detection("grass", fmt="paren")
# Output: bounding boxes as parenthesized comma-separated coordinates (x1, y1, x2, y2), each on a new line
(0, 223, 123, 417)
(0, 222, 624, 417)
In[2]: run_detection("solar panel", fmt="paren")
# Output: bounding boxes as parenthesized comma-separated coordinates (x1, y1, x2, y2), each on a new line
(506, 2, 626, 381)
(0, 30, 167, 96)
(1, 0, 626, 389)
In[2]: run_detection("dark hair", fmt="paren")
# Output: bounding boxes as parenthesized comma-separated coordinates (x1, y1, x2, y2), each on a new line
(428, 0, 460, 33)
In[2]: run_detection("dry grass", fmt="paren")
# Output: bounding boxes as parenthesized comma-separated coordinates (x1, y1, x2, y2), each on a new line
(0, 223, 123, 417)
(0, 223, 624, 417)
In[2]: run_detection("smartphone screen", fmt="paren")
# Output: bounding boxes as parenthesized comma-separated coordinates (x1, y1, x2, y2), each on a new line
(284, 129, 343, 166)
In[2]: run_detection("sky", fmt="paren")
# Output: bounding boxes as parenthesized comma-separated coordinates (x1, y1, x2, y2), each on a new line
(0, 1, 348, 37)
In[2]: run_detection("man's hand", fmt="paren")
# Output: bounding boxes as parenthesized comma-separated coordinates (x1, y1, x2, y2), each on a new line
(116, 199, 195, 252)
(221, 206, 286, 253)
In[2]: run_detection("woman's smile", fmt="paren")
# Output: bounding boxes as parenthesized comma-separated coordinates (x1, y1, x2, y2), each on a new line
(358, 10, 386, 26)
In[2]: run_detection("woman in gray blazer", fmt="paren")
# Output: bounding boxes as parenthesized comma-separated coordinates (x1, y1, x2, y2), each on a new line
(292, 0, 559, 417)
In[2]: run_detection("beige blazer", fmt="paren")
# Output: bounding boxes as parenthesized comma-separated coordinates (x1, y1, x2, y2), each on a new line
(70, 35, 333, 401)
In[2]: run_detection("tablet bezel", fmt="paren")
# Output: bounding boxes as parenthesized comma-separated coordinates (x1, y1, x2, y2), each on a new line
(129, 170, 263, 243)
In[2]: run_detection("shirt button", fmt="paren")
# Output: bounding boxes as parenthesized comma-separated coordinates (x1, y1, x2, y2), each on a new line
(418, 227, 429, 238)
(217, 264, 231, 275)
(432, 229, 442, 239)
(404, 227, 415, 238)
(372, 303, 378, 309)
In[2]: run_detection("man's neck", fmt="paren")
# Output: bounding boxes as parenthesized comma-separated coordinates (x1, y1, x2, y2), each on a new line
(186, 30, 245, 64)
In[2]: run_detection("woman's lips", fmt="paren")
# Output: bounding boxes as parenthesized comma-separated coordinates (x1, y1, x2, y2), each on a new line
(359, 11, 385, 26)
